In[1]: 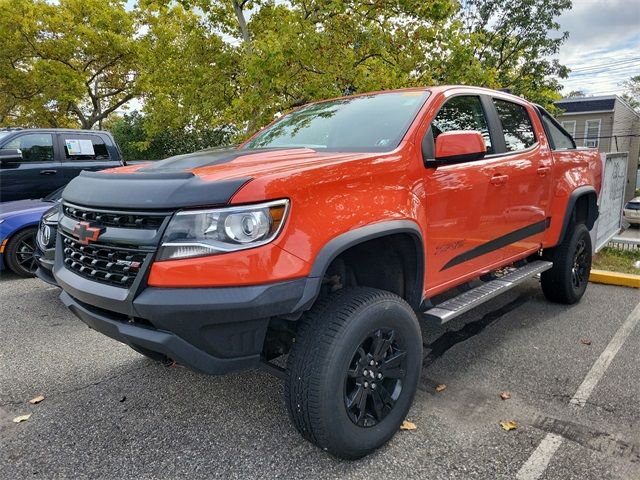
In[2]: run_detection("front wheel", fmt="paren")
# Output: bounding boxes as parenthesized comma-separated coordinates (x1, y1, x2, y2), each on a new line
(285, 287, 422, 459)
(5, 228, 38, 278)
(541, 223, 592, 304)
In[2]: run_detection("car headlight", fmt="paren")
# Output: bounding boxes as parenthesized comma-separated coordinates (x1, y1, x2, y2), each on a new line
(157, 199, 289, 260)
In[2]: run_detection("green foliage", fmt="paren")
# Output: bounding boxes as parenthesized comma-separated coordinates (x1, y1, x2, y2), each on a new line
(107, 111, 236, 161)
(621, 75, 640, 111)
(457, 0, 571, 106)
(1, 0, 574, 146)
(0, 0, 139, 128)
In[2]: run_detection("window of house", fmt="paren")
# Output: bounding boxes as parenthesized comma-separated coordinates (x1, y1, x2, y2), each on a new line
(584, 119, 601, 148)
(493, 99, 536, 152)
(62, 134, 110, 161)
(561, 121, 576, 138)
(3, 133, 54, 162)
(430, 96, 493, 154)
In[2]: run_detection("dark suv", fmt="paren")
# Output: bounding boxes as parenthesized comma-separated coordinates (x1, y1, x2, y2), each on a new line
(0, 128, 124, 202)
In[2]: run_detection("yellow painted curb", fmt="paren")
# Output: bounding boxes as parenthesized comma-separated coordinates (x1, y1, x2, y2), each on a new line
(589, 269, 640, 288)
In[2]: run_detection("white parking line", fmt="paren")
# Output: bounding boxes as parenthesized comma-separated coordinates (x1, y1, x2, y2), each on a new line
(516, 300, 640, 480)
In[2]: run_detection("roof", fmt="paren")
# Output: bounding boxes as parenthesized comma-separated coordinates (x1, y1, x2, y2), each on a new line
(555, 95, 616, 113)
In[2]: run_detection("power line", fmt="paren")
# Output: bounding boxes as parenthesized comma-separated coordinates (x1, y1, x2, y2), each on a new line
(568, 65, 640, 78)
(569, 57, 640, 72)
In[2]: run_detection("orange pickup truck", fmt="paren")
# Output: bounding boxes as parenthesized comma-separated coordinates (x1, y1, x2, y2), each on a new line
(51, 86, 601, 458)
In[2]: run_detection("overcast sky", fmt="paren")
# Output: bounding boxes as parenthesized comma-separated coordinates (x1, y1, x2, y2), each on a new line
(555, 0, 640, 97)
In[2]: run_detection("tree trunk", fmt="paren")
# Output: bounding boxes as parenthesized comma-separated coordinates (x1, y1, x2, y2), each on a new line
(232, 1, 250, 44)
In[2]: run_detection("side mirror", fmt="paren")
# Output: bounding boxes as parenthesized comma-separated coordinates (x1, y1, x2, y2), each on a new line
(430, 131, 486, 166)
(0, 148, 23, 165)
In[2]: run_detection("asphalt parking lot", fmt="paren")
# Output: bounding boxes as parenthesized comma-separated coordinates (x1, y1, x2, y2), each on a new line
(1, 273, 639, 479)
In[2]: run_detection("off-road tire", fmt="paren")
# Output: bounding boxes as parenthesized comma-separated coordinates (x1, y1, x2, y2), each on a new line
(5, 228, 38, 278)
(541, 223, 592, 304)
(285, 287, 422, 459)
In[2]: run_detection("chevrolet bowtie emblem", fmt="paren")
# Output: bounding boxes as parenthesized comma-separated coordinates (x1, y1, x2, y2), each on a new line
(73, 221, 103, 245)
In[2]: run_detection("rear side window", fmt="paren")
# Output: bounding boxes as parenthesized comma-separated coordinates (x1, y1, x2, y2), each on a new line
(62, 134, 110, 161)
(539, 110, 575, 150)
(493, 99, 536, 152)
(4, 133, 54, 162)
(431, 96, 493, 154)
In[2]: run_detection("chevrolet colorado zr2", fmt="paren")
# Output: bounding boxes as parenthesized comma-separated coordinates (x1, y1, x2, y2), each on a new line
(49, 86, 601, 459)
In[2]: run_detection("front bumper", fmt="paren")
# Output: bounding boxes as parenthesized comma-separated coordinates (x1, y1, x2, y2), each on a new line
(35, 247, 57, 286)
(623, 211, 640, 225)
(56, 263, 311, 374)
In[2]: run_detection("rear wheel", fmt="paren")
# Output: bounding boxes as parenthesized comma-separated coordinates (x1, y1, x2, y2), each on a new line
(541, 223, 592, 304)
(285, 287, 422, 459)
(5, 228, 38, 278)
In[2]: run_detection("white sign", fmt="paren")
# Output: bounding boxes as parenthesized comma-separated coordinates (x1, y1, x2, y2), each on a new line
(66, 139, 95, 156)
(593, 152, 629, 252)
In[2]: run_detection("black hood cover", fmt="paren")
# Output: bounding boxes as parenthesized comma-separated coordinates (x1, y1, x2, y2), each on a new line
(62, 147, 305, 210)
(62, 169, 250, 211)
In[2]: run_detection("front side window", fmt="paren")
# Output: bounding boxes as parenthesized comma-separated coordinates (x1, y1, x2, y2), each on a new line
(62, 135, 110, 161)
(430, 96, 493, 154)
(493, 99, 536, 152)
(584, 120, 601, 148)
(244, 91, 430, 152)
(3, 133, 54, 162)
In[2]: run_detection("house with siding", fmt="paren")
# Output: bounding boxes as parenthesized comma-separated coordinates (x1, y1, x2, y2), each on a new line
(555, 95, 640, 202)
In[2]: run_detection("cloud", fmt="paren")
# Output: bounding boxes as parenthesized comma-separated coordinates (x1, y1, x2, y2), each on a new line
(555, 0, 640, 95)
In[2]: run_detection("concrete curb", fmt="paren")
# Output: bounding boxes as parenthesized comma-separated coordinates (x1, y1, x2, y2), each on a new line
(589, 269, 640, 288)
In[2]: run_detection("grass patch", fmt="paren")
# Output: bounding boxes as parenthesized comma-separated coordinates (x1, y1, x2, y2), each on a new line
(593, 247, 640, 275)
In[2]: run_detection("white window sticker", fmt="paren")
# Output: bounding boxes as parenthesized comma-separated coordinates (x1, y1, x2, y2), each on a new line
(66, 139, 95, 156)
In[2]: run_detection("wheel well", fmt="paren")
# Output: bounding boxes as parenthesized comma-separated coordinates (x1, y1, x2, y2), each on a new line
(5, 224, 38, 248)
(570, 192, 598, 231)
(321, 234, 421, 308)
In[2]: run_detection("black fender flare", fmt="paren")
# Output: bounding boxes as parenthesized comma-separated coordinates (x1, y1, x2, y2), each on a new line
(292, 220, 425, 312)
(558, 185, 599, 243)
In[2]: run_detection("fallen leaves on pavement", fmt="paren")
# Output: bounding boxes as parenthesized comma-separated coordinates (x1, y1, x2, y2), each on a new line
(580, 339, 592, 346)
(29, 395, 45, 405)
(435, 384, 447, 392)
(13, 414, 32, 423)
(499, 391, 511, 400)
(400, 420, 417, 431)
(500, 420, 518, 431)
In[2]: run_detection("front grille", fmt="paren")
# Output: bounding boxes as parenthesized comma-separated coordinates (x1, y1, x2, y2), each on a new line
(63, 204, 165, 229)
(62, 235, 148, 288)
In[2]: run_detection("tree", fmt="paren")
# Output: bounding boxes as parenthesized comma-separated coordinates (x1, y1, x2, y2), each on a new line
(621, 75, 640, 111)
(457, 0, 571, 106)
(566, 90, 586, 98)
(107, 111, 237, 161)
(0, 0, 139, 128)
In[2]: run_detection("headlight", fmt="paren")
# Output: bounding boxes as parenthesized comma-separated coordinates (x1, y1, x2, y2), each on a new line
(157, 199, 289, 260)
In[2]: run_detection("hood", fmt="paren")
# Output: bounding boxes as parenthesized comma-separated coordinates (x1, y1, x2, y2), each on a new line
(64, 147, 374, 210)
(0, 198, 50, 221)
(107, 147, 373, 181)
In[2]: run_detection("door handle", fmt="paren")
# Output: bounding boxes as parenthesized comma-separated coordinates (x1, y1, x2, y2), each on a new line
(537, 166, 551, 176)
(490, 174, 509, 185)
(39, 169, 57, 175)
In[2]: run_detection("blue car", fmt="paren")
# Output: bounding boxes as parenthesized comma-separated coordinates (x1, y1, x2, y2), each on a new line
(0, 187, 63, 277)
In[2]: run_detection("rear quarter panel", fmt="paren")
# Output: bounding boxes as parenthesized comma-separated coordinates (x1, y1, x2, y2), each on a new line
(544, 148, 602, 246)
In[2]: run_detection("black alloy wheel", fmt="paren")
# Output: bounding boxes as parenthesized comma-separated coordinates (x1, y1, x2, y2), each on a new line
(571, 238, 589, 289)
(345, 328, 407, 427)
(5, 228, 39, 278)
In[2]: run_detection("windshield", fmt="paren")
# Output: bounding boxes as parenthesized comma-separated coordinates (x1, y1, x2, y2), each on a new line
(244, 91, 430, 152)
(0, 131, 12, 142)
